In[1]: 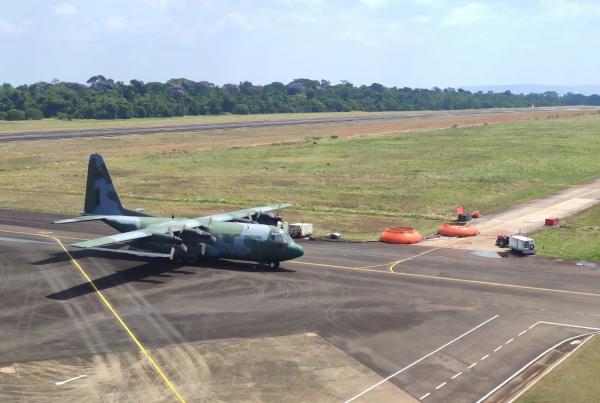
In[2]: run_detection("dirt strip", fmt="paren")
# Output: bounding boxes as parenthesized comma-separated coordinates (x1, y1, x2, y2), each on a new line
(420, 178, 600, 251)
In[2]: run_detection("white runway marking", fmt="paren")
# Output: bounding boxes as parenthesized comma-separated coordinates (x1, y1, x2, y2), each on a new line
(55, 374, 87, 386)
(416, 320, 600, 402)
(507, 335, 595, 403)
(475, 331, 600, 403)
(537, 321, 600, 331)
(344, 314, 500, 402)
(419, 392, 431, 400)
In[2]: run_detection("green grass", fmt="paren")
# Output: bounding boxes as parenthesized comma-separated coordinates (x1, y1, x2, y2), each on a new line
(530, 204, 600, 261)
(517, 335, 600, 403)
(2, 114, 600, 239)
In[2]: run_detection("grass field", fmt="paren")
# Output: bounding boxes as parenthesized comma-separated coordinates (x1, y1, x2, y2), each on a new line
(517, 335, 600, 403)
(530, 204, 600, 261)
(0, 111, 409, 134)
(2, 114, 600, 239)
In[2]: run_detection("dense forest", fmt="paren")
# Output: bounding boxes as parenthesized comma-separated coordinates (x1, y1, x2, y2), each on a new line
(1, 76, 600, 120)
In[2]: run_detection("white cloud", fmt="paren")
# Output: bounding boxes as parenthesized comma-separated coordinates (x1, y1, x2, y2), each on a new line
(537, 0, 600, 20)
(104, 15, 127, 31)
(0, 19, 29, 34)
(136, 0, 179, 10)
(359, 0, 389, 8)
(409, 14, 432, 24)
(54, 3, 77, 16)
(443, 2, 491, 26)
(334, 30, 379, 47)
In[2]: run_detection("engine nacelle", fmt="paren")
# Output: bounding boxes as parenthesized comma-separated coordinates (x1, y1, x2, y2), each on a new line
(254, 214, 282, 226)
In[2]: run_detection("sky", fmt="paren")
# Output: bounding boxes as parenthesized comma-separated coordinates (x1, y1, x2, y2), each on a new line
(1, 0, 599, 88)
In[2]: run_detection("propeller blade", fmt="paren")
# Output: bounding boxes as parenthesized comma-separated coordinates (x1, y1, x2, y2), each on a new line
(200, 243, 206, 255)
(181, 243, 188, 253)
(169, 246, 175, 260)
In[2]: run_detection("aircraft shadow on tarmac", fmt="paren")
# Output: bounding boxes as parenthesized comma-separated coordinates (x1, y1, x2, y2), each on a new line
(33, 249, 294, 300)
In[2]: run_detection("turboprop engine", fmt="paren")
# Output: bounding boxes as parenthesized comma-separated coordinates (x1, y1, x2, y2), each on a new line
(148, 225, 216, 260)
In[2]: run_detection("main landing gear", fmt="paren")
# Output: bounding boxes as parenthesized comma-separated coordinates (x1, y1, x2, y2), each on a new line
(268, 261, 280, 271)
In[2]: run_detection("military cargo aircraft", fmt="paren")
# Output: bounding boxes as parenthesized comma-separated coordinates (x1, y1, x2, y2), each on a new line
(53, 154, 304, 270)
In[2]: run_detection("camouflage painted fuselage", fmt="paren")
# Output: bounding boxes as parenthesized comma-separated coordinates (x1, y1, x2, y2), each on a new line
(103, 216, 303, 263)
(54, 153, 303, 265)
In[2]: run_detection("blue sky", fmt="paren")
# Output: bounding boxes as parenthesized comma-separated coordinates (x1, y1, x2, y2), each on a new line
(1, 0, 599, 87)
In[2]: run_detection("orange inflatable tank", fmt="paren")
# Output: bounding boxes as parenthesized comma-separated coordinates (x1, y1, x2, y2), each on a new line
(438, 223, 479, 237)
(380, 227, 423, 244)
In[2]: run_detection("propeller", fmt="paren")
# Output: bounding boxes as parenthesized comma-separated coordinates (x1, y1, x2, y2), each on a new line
(168, 225, 188, 261)
(169, 224, 216, 260)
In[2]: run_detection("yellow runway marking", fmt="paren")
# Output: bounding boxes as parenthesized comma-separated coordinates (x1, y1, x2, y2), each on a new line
(0, 227, 186, 402)
(291, 254, 600, 299)
(389, 248, 441, 272)
(0, 228, 89, 241)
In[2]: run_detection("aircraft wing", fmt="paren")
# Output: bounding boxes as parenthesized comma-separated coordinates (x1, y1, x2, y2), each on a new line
(53, 215, 108, 224)
(200, 204, 292, 222)
(71, 227, 166, 248)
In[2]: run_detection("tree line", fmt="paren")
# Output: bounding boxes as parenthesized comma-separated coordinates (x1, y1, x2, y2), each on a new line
(1, 76, 599, 120)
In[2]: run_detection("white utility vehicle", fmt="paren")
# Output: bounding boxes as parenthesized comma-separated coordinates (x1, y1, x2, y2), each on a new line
(289, 223, 313, 238)
(509, 235, 536, 255)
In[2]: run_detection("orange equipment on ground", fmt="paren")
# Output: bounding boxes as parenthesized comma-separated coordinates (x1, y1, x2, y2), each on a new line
(438, 223, 479, 237)
(545, 217, 560, 226)
(380, 227, 423, 244)
(471, 210, 481, 218)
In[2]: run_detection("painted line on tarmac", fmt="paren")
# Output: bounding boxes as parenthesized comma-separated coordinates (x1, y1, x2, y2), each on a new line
(537, 321, 600, 331)
(291, 257, 600, 299)
(0, 227, 89, 241)
(451, 372, 463, 380)
(475, 331, 600, 403)
(0, 228, 186, 403)
(388, 248, 441, 272)
(387, 268, 600, 299)
(506, 335, 596, 403)
(344, 314, 499, 402)
(421, 322, 537, 401)
(52, 237, 186, 403)
(55, 374, 87, 386)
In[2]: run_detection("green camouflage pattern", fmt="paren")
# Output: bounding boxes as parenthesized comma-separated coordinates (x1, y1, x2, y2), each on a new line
(54, 154, 303, 265)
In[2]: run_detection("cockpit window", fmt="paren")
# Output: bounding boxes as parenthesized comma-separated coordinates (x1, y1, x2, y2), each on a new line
(272, 230, 288, 243)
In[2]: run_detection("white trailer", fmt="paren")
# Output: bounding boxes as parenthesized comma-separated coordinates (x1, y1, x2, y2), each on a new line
(289, 223, 313, 238)
(509, 235, 536, 255)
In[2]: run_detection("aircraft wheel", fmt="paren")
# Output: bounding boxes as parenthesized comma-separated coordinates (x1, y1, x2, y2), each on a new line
(269, 261, 280, 271)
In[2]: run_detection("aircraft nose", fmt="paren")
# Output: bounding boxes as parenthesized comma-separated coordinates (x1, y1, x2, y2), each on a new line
(287, 243, 304, 259)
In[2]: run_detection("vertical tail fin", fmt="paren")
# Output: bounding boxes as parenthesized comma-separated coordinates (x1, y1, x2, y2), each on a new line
(84, 154, 125, 215)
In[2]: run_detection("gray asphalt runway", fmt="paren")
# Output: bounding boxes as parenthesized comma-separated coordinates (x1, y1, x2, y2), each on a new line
(1, 209, 600, 402)
(1, 106, 595, 143)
